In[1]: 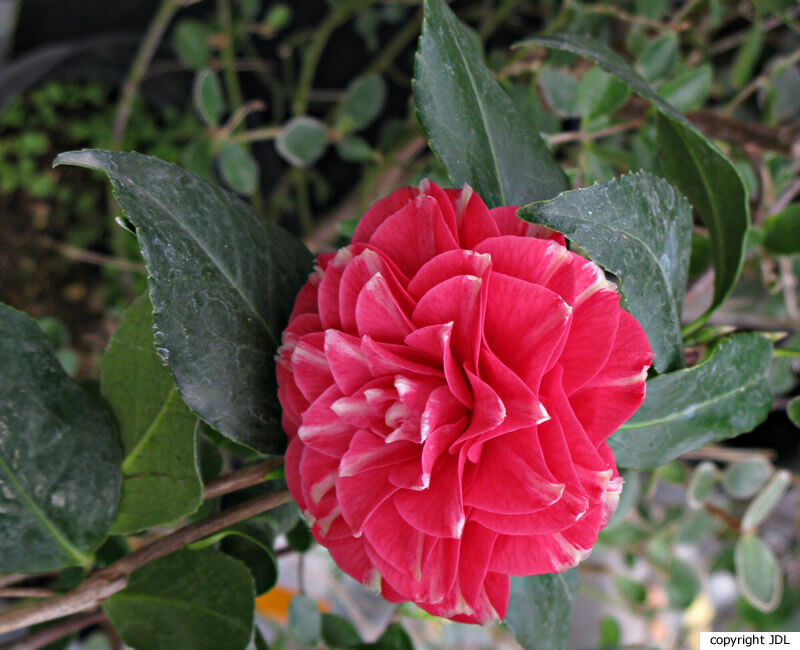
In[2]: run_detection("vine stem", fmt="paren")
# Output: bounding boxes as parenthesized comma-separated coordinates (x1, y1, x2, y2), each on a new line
(0, 488, 291, 636)
(7, 611, 107, 650)
(202, 458, 283, 500)
(110, 0, 193, 148)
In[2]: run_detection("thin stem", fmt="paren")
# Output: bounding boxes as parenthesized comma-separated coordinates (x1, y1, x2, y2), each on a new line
(582, 3, 690, 31)
(110, 0, 183, 148)
(0, 489, 291, 635)
(7, 611, 107, 650)
(216, 0, 243, 110)
(723, 48, 800, 115)
(0, 588, 57, 599)
(682, 444, 775, 463)
(479, 0, 522, 40)
(548, 119, 644, 145)
(230, 126, 282, 144)
(37, 236, 147, 274)
(293, 0, 371, 116)
(202, 458, 283, 500)
(366, 11, 422, 75)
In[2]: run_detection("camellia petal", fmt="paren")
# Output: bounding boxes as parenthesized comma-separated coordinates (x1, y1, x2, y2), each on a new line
(276, 180, 652, 624)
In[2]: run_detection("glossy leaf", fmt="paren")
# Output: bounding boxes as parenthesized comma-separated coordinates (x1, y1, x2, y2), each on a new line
(321, 613, 362, 647)
(735, 534, 782, 612)
(276, 116, 328, 168)
(288, 594, 321, 647)
(55, 150, 314, 453)
(102, 295, 202, 535)
(519, 171, 692, 372)
(0, 303, 120, 573)
(741, 470, 792, 531)
(687, 461, 718, 508)
(610, 334, 772, 470)
(103, 548, 255, 650)
(219, 141, 259, 195)
(721, 457, 772, 499)
(193, 69, 225, 127)
(414, 0, 567, 208)
(337, 73, 387, 132)
(505, 570, 576, 650)
(522, 33, 749, 322)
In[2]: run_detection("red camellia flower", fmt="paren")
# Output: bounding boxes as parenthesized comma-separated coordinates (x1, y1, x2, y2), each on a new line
(276, 181, 653, 623)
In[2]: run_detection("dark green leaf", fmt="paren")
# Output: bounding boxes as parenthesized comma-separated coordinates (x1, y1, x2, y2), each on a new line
(321, 613, 362, 647)
(219, 521, 278, 594)
(538, 67, 578, 116)
(615, 575, 647, 605)
(288, 594, 321, 646)
(788, 395, 800, 427)
(102, 294, 202, 535)
(610, 333, 773, 470)
(721, 457, 771, 499)
(735, 534, 782, 612)
(276, 117, 328, 168)
(336, 134, 374, 162)
(286, 517, 313, 552)
(103, 548, 255, 650)
(0, 303, 120, 573)
(414, 0, 567, 207)
(637, 33, 678, 82)
(337, 74, 387, 133)
(762, 204, 800, 254)
(732, 24, 764, 90)
(665, 557, 700, 608)
(657, 65, 713, 112)
(741, 470, 791, 531)
(193, 69, 225, 127)
(505, 82, 561, 134)
(358, 623, 413, 650)
(55, 150, 314, 453)
(522, 33, 749, 322)
(519, 171, 692, 372)
(505, 570, 576, 650)
(172, 19, 210, 69)
(575, 66, 631, 120)
(219, 141, 259, 195)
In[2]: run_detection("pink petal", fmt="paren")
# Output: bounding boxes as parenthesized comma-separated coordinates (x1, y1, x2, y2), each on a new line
(355, 272, 415, 342)
(490, 206, 566, 246)
(324, 330, 372, 395)
(299, 445, 339, 510)
(297, 384, 352, 457)
(558, 288, 620, 395)
(424, 180, 459, 237)
(291, 333, 333, 403)
(284, 436, 307, 511)
(569, 310, 652, 442)
(325, 536, 377, 585)
(413, 275, 484, 366)
(276, 360, 306, 437)
(406, 323, 472, 407)
(450, 185, 502, 248)
(461, 434, 564, 515)
(317, 246, 355, 329)
(338, 467, 399, 536)
(407, 249, 492, 302)
(475, 236, 576, 304)
(420, 536, 461, 604)
(457, 521, 498, 607)
(421, 417, 468, 486)
(367, 196, 459, 277)
(363, 500, 429, 580)
(352, 185, 418, 243)
(395, 454, 465, 538)
(490, 532, 591, 575)
(395, 374, 443, 415)
(361, 336, 443, 379)
(339, 429, 418, 478)
(483, 272, 571, 390)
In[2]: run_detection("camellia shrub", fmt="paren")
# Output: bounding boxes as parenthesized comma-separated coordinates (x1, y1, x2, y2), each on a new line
(0, 0, 797, 648)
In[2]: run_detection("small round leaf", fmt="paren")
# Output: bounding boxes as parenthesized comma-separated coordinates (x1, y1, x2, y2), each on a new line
(193, 70, 226, 127)
(172, 19, 210, 69)
(276, 117, 328, 167)
(218, 141, 259, 195)
(336, 74, 387, 133)
(288, 594, 321, 647)
(687, 461, 718, 508)
(721, 457, 771, 499)
(336, 134, 374, 162)
(787, 395, 800, 427)
(741, 470, 792, 531)
(735, 534, 782, 612)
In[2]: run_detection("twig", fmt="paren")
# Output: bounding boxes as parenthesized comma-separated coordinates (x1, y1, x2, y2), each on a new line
(704, 503, 741, 533)
(709, 8, 800, 55)
(769, 177, 800, 217)
(0, 489, 291, 635)
(682, 444, 775, 463)
(37, 236, 147, 274)
(779, 256, 800, 326)
(547, 119, 644, 145)
(582, 3, 690, 31)
(0, 575, 33, 589)
(110, 0, 186, 148)
(0, 588, 57, 599)
(202, 458, 283, 500)
(723, 48, 800, 115)
(8, 611, 106, 650)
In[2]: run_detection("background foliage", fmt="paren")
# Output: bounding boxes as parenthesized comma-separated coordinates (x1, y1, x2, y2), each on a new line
(0, 0, 799, 648)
